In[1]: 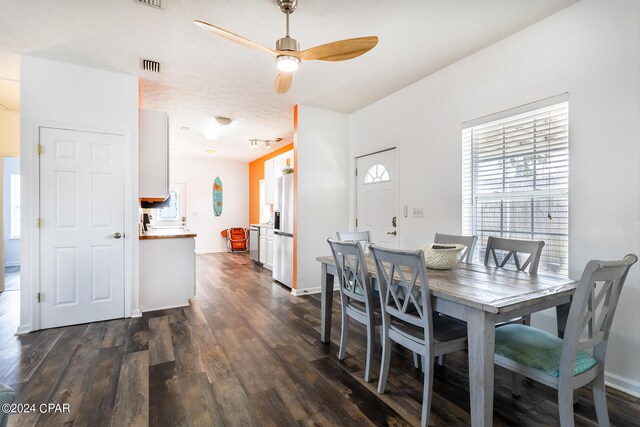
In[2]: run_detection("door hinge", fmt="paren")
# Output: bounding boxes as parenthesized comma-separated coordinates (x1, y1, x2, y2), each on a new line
(37, 293, 41, 303)
(355, 218, 358, 227)
(37, 218, 42, 228)
(355, 168, 358, 176)
(37, 144, 42, 154)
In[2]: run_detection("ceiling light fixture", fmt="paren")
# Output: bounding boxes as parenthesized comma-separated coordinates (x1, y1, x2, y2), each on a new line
(276, 55, 300, 73)
(204, 149, 218, 155)
(203, 116, 233, 140)
(249, 138, 283, 149)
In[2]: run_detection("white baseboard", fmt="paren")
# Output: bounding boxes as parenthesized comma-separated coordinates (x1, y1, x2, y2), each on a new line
(291, 286, 321, 296)
(131, 308, 142, 318)
(195, 249, 228, 254)
(5, 262, 20, 267)
(606, 371, 640, 398)
(16, 324, 32, 335)
(290, 282, 338, 296)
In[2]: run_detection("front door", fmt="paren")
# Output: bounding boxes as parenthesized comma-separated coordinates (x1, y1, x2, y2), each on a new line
(356, 149, 398, 248)
(39, 127, 125, 328)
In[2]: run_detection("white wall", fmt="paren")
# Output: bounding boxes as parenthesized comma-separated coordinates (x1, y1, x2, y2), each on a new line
(3, 157, 20, 266)
(296, 105, 350, 294)
(349, 0, 640, 395)
(20, 56, 139, 332)
(170, 156, 248, 253)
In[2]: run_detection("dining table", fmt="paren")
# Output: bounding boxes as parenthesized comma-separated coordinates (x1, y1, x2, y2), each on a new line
(316, 254, 578, 427)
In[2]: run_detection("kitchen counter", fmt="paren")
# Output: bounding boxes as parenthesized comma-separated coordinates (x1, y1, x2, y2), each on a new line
(139, 229, 197, 240)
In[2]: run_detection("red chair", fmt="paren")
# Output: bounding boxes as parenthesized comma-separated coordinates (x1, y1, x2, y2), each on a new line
(221, 228, 249, 252)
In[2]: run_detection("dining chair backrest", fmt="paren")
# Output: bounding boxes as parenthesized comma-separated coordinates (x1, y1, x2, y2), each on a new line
(484, 236, 545, 274)
(327, 238, 374, 309)
(369, 244, 432, 335)
(434, 233, 478, 263)
(336, 231, 372, 247)
(561, 254, 637, 374)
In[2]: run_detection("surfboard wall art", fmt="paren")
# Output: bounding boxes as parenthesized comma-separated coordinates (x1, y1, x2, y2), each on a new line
(212, 177, 223, 217)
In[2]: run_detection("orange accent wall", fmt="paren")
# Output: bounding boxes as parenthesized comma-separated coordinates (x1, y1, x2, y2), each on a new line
(248, 143, 295, 225)
(292, 105, 298, 290)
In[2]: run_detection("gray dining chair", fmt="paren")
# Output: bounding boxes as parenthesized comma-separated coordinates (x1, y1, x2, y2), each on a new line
(370, 244, 468, 427)
(327, 238, 380, 382)
(0, 383, 15, 427)
(494, 254, 637, 427)
(484, 236, 545, 327)
(434, 233, 478, 263)
(336, 230, 372, 246)
(484, 236, 545, 274)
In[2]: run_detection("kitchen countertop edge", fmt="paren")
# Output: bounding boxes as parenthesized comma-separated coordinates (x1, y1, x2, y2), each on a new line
(139, 230, 198, 240)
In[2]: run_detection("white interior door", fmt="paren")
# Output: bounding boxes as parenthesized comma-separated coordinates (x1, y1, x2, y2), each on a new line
(356, 149, 398, 248)
(39, 127, 125, 328)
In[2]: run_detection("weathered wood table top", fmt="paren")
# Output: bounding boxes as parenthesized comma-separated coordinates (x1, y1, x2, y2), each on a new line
(316, 254, 576, 315)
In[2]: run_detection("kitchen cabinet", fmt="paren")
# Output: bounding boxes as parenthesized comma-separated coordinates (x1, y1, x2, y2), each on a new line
(259, 233, 267, 264)
(140, 109, 169, 200)
(139, 231, 196, 311)
(264, 158, 274, 204)
(259, 226, 274, 270)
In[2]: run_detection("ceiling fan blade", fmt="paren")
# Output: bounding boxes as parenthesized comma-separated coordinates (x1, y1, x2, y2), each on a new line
(194, 20, 276, 57)
(275, 72, 293, 94)
(298, 36, 378, 62)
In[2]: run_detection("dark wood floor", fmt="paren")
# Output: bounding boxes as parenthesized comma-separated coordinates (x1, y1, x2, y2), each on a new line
(0, 253, 638, 426)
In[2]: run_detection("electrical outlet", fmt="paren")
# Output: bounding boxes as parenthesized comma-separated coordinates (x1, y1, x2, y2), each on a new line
(413, 208, 424, 218)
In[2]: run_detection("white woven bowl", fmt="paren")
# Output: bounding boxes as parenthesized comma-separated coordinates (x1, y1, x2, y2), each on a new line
(421, 243, 466, 270)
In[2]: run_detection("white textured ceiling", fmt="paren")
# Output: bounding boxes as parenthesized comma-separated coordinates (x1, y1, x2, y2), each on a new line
(0, 0, 578, 161)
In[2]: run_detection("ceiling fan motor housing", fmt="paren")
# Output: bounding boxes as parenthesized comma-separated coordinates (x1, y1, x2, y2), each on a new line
(277, 0, 298, 14)
(276, 36, 300, 52)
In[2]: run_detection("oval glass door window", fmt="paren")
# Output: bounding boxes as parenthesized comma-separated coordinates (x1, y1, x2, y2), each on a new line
(363, 163, 390, 184)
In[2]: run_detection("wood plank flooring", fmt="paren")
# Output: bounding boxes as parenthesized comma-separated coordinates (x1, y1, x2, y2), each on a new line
(0, 253, 638, 426)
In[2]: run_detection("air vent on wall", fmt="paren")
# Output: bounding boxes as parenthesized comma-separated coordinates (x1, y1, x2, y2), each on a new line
(134, 0, 163, 9)
(141, 59, 161, 73)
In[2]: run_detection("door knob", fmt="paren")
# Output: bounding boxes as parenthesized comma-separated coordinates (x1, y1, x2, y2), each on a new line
(387, 231, 397, 236)
(114, 232, 122, 239)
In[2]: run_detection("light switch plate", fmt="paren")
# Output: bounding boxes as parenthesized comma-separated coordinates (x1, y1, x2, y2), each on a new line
(413, 208, 424, 218)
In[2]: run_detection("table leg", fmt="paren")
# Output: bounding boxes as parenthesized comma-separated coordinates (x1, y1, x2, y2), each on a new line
(556, 302, 571, 339)
(467, 309, 495, 427)
(320, 263, 335, 343)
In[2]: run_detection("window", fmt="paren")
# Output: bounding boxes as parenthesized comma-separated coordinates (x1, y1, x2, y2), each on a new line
(10, 174, 20, 238)
(462, 95, 569, 276)
(363, 163, 390, 184)
(158, 188, 179, 220)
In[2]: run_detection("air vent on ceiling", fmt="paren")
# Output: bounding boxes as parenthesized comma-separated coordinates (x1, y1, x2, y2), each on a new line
(141, 59, 161, 73)
(134, 0, 163, 9)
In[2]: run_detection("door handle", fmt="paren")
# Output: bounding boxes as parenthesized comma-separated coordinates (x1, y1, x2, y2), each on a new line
(114, 232, 122, 239)
(387, 231, 397, 236)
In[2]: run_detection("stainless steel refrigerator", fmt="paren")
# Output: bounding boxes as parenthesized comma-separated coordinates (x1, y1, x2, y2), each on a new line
(272, 174, 293, 287)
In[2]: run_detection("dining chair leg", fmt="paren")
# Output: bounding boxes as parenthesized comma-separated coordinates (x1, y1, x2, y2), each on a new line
(413, 352, 420, 369)
(377, 326, 391, 394)
(522, 314, 531, 326)
(557, 383, 576, 427)
(592, 370, 611, 427)
(364, 322, 374, 382)
(338, 313, 349, 361)
(511, 372, 522, 397)
(421, 351, 434, 427)
(437, 355, 446, 367)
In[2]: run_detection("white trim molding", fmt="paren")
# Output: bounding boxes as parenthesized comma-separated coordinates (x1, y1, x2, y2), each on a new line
(291, 286, 321, 296)
(606, 372, 640, 398)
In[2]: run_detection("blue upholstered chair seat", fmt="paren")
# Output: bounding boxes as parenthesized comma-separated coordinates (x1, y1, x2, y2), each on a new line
(495, 324, 597, 377)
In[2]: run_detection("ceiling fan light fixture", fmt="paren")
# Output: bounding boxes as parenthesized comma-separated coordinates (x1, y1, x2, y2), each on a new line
(249, 139, 259, 149)
(265, 141, 272, 149)
(276, 55, 300, 73)
(214, 116, 233, 126)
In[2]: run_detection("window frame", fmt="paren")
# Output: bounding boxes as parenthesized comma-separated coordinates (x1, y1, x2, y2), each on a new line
(462, 94, 569, 276)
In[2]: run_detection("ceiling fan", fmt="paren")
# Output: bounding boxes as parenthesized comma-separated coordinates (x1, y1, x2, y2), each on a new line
(194, 0, 378, 94)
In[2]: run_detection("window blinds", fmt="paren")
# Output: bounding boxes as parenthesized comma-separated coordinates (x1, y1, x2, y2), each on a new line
(462, 96, 569, 276)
